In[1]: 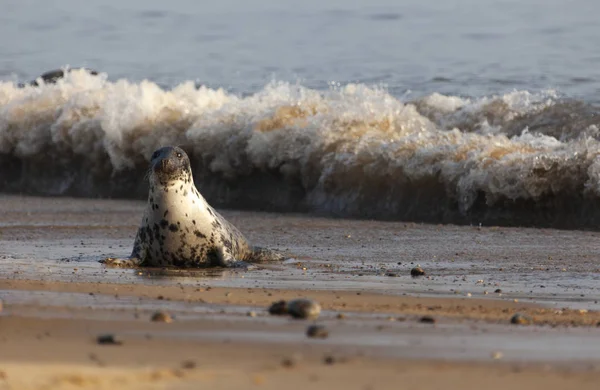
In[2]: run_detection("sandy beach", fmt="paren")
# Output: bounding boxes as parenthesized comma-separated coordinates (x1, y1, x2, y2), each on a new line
(1, 194, 600, 389)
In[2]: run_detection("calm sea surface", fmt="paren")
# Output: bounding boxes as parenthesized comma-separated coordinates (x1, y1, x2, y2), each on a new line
(1, 0, 599, 100)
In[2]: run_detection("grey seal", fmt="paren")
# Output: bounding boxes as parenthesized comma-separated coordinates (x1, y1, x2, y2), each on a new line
(102, 146, 284, 268)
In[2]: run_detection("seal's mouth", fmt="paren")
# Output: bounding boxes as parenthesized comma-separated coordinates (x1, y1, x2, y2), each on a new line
(152, 158, 183, 180)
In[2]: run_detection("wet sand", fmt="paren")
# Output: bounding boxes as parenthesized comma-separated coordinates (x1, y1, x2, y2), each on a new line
(1, 194, 600, 389)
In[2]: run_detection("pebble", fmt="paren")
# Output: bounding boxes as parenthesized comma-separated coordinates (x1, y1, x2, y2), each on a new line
(268, 300, 288, 315)
(181, 360, 196, 370)
(491, 351, 504, 360)
(281, 357, 296, 368)
(510, 313, 533, 325)
(306, 324, 329, 339)
(151, 311, 173, 323)
(411, 267, 426, 277)
(323, 355, 336, 365)
(247, 311, 257, 317)
(494, 289, 502, 293)
(336, 313, 346, 319)
(96, 334, 122, 345)
(288, 299, 322, 320)
(419, 316, 436, 324)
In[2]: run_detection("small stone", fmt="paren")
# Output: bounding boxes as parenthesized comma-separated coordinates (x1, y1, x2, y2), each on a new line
(151, 311, 173, 323)
(336, 313, 346, 319)
(281, 357, 296, 368)
(181, 360, 196, 370)
(306, 325, 329, 339)
(419, 316, 436, 324)
(96, 334, 122, 345)
(157, 295, 165, 300)
(323, 355, 336, 365)
(268, 300, 288, 315)
(287, 299, 321, 320)
(247, 311, 257, 317)
(491, 351, 503, 360)
(510, 313, 532, 325)
(411, 267, 425, 277)
(494, 289, 502, 293)
(385, 273, 398, 277)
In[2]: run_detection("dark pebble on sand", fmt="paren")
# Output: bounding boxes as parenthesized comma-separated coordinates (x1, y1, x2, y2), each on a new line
(306, 325, 329, 339)
(385, 272, 398, 277)
(96, 334, 122, 345)
(151, 311, 173, 323)
(510, 313, 532, 325)
(268, 300, 289, 315)
(288, 299, 322, 319)
(323, 355, 336, 365)
(419, 316, 436, 324)
(494, 289, 502, 293)
(181, 360, 197, 370)
(411, 267, 425, 277)
(281, 357, 296, 368)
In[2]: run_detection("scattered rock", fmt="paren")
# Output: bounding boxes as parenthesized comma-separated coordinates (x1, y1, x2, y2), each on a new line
(336, 313, 346, 320)
(288, 299, 321, 320)
(494, 289, 502, 293)
(96, 334, 122, 345)
(411, 267, 425, 277)
(491, 351, 503, 360)
(385, 272, 398, 277)
(151, 311, 173, 323)
(268, 300, 288, 315)
(510, 313, 532, 325)
(323, 355, 336, 365)
(419, 316, 436, 324)
(306, 324, 329, 339)
(247, 311, 257, 317)
(181, 360, 196, 370)
(281, 357, 297, 368)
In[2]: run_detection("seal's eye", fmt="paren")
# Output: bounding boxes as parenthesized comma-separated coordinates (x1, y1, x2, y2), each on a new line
(176, 152, 182, 158)
(151, 151, 160, 159)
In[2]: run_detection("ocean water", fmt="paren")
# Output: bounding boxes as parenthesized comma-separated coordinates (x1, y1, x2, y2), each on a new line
(1, 0, 600, 227)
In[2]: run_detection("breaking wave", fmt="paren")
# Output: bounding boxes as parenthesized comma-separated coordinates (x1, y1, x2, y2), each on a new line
(2, 69, 600, 228)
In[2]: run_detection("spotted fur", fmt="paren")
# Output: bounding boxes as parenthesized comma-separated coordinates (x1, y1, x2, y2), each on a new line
(104, 146, 283, 268)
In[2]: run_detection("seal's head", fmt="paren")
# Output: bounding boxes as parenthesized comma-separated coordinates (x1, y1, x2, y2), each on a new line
(149, 146, 192, 185)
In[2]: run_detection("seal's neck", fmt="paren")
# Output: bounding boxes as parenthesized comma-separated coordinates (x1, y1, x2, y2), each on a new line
(148, 175, 208, 208)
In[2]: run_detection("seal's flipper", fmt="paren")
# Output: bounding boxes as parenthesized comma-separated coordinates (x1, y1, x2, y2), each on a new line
(100, 257, 142, 268)
(248, 247, 286, 264)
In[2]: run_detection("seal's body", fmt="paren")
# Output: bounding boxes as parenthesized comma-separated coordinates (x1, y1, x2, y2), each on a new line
(103, 146, 282, 268)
